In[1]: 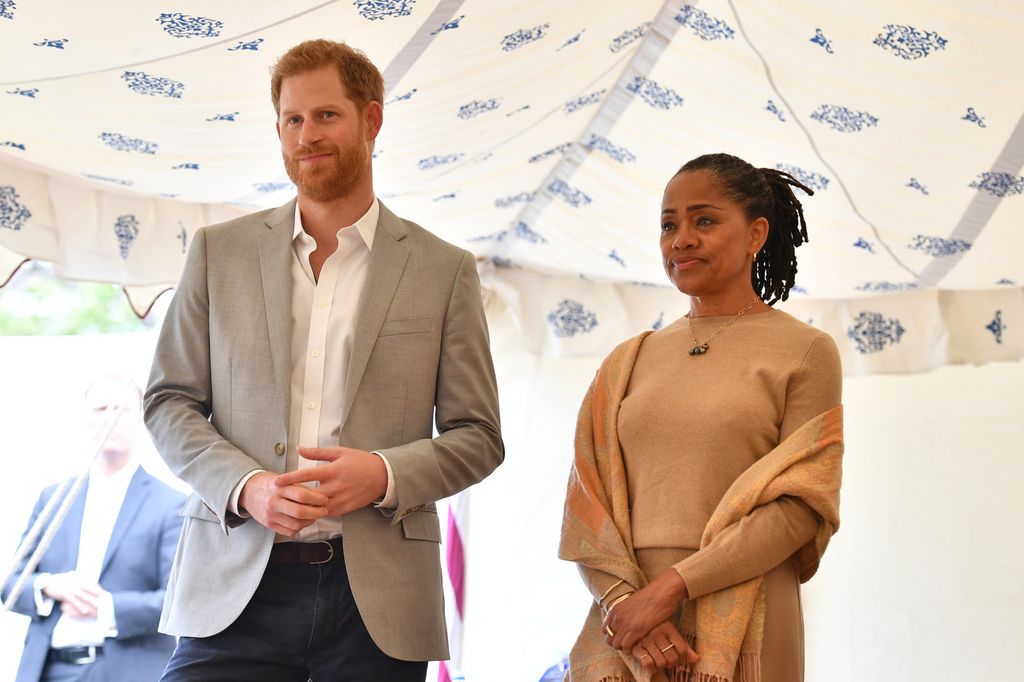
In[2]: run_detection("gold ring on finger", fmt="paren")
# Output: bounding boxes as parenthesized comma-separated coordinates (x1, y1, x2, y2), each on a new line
(659, 643, 675, 653)
(639, 653, 651, 661)
(604, 624, 615, 637)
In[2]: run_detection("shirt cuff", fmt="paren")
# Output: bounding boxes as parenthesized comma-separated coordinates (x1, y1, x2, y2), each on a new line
(33, 573, 53, 616)
(230, 470, 264, 517)
(97, 590, 117, 638)
(373, 452, 397, 509)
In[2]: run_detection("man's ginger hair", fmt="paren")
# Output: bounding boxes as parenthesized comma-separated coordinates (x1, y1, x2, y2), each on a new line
(270, 39, 384, 114)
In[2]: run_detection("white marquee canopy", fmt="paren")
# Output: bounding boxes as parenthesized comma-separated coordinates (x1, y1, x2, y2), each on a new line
(1, 0, 1022, 373)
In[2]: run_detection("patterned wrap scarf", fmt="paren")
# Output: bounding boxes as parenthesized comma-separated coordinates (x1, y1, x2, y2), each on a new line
(559, 332, 843, 682)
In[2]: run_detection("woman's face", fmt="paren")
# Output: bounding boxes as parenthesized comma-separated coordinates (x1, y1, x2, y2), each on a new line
(660, 170, 767, 298)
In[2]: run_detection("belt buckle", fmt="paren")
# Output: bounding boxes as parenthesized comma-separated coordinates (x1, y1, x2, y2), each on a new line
(71, 646, 97, 665)
(310, 539, 334, 565)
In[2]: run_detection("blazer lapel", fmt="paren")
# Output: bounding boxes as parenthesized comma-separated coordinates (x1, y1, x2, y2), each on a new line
(56, 479, 88, 571)
(100, 469, 148, 576)
(258, 200, 297, 428)
(342, 202, 410, 424)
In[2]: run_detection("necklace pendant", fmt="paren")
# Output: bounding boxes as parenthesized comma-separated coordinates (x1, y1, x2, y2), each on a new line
(689, 343, 709, 356)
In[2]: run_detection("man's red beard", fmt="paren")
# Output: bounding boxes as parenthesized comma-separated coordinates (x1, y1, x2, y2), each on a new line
(283, 137, 369, 202)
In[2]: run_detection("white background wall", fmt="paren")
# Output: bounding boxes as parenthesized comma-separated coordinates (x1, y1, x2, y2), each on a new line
(2, 308, 1022, 681)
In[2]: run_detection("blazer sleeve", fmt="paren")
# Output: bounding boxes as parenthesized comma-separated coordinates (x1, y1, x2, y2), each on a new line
(376, 251, 504, 522)
(144, 227, 262, 530)
(109, 494, 185, 639)
(2, 489, 54, 619)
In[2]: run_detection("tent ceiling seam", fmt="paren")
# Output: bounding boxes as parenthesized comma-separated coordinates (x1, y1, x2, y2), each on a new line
(726, 0, 919, 282)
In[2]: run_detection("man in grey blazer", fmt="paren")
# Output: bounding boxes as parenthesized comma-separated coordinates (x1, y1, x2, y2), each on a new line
(144, 39, 503, 681)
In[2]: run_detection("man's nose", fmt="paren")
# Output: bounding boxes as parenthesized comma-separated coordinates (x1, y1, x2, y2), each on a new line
(298, 119, 323, 147)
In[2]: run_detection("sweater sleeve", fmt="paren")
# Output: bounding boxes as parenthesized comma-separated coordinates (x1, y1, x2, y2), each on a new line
(672, 332, 842, 598)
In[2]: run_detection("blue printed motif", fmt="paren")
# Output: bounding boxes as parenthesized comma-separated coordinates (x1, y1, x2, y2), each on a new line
(985, 310, 1005, 344)
(386, 88, 418, 105)
(467, 230, 505, 244)
(585, 135, 636, 163)
(548, 179, 591, 208)
(123, 71, 184, 98)
(873, 24, 947, 60)
(457, 98, 501, 120)
(626, 76, 683, 110)
(775, 163, 829, 191)
(431, 14, 463, 34)
(652, 312, 665, 331)
(1, 141, 26, 150)
(206, 112, 238, 122)
(564, 89, 606, 114)
(548, 299, 598, 338)
(157, 12, 223, 38)
(7, 87, 38, 97)
(355, 0, 416, 21)
(969, 172, 1024, 198)
(961, 107, 986, 128)
(675, 5, 734, 41)
(906, 177, 929, 195)
(558, 29, 585, 51)
(853, 238, 876, 254)
(996, 278, 1015, 286)
(492, 256, 519, 269)
(417, 153, 463, 170)
(177, 222, 188, 253)
(33, 38, 69, 49)
(514, 221, 547, 244)
(82, 173, 133, 186)
(494, 191, 536, 209)
(608, 249, 626, 267)
(0, 0, 14, 20)
(908, 234, 971, 257)
(0, 186, 31, 231)
(506, 104, 530, 117)
(609, 22, 650, 52)
(810, 28, 834, 53)
(790, 285, 808, 295)
(847, 311, 905, 354)
(173, 163, 199, 170)
(99, 132, 158, 154)
(502, 23, 549, 51)
(529, 142, 572, 164)
(855, 281, 917, 293)
(766, 100, 786, 121)
(113, 214, 140, 259)
(253, 182, 293, 192)
(228, 38, 264, 51)
(810, 104, 878, 132)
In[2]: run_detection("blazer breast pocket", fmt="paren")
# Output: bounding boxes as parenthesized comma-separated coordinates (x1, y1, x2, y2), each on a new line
(378, 315, 434, 338)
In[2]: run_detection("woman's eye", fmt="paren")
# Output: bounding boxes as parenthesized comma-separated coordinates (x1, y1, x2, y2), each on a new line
(696, 216, 714, 227)
(661, 222, 675, 232)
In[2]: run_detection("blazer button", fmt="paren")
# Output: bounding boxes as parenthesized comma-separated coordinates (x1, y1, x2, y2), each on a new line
(274, 442, 285, 456)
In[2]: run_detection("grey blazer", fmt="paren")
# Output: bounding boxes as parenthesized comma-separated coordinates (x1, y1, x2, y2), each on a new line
(144, 200, 503, 661)
(4, 468, 184, 682)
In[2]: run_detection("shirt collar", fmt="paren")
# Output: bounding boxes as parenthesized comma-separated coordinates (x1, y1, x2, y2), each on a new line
(89, 458, 139, 491)
(292, 197, 379, 250)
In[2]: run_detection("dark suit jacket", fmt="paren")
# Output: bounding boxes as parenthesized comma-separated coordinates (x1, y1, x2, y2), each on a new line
(3, 467, 185, 682)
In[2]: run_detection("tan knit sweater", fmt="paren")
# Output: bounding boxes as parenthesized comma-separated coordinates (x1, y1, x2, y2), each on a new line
(617, 309, 842, 600)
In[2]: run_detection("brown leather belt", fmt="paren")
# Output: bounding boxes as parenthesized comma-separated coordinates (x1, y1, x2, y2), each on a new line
(269, 537, 342, 565)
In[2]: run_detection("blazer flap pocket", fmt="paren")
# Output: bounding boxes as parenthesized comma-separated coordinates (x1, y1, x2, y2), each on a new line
(401, 509, 441, 542)
(379, 316, 433, 337)
(179, 493, 221, 523)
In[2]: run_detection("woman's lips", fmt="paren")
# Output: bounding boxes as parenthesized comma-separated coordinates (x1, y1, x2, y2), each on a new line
(671, 257, 703, 271)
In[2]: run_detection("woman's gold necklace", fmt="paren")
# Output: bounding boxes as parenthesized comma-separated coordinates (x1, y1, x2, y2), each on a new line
(685, 296, 759, 356)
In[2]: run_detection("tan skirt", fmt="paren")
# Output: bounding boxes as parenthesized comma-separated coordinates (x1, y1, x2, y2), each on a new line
(635, 548, 805, 682)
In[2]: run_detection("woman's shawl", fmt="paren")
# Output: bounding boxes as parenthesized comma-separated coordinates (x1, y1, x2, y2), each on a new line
(559, 332, 843, 682)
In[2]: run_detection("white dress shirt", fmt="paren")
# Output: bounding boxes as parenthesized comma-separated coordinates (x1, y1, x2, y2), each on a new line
(36, 460, 138, 648)
(230, 198, 396, 541)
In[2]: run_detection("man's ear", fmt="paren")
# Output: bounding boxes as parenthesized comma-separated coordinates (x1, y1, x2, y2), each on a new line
(364, 101, 383, 141)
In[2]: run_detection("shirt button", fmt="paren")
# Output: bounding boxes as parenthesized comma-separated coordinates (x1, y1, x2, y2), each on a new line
(311, 350, 321, 358)
(274, 442, 285, 456)
(307, 401, 316, 409)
